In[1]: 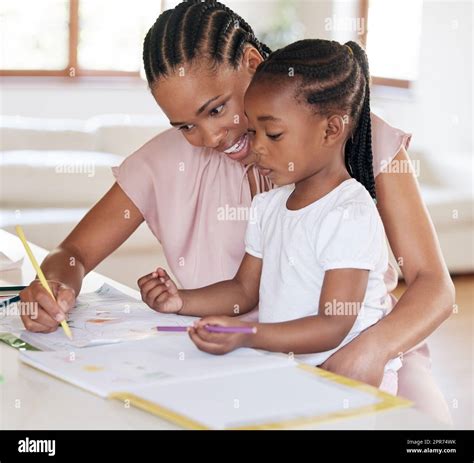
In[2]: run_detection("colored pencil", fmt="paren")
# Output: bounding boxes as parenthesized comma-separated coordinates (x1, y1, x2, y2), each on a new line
(15, 226, 72, 340)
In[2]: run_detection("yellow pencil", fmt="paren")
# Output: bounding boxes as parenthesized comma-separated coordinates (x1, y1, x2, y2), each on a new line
(15, 225, 73, 340)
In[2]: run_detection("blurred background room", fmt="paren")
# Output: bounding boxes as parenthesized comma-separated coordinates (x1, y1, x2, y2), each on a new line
(0, 0, 472, 428)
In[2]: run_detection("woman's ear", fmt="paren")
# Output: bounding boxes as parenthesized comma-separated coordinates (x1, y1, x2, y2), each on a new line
(323, 114, 348, 145)
(241, 46, 264, 75)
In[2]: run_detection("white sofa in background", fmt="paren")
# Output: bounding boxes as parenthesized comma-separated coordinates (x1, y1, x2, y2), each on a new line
(1, 115, 472, 290)
(0, 115, 171, 287)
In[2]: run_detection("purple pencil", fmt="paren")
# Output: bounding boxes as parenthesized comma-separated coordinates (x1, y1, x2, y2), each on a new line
(204, 325, 257, 334)
(156, 326, 189, 332)
(156, 325, 257, 334)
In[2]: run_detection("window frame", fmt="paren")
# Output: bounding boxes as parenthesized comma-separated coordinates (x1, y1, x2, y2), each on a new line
(0, 0, 141, 77)
(359, 0, 411, 89)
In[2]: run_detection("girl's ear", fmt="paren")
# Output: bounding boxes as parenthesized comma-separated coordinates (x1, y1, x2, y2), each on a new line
(323, 114, 348, 145)
(241, 46, 264, 75)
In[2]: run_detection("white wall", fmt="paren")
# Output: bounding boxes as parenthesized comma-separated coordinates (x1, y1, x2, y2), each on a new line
(0, 78, 161, 119)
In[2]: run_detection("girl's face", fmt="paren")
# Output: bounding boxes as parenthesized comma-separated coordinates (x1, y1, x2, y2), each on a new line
(151, 47, 263, 164)
(244, 79, 347, 186)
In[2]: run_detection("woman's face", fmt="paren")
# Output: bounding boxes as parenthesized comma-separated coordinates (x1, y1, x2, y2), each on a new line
(151, 47, 263, 164)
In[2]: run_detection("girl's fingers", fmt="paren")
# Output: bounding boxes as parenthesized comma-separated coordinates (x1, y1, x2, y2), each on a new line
(163, 279, 178, 295)
(196, 316, 229, 329)
(188, 329, 224, 355)
(153, 290, 173, 307)
(155, 268, 178, 295)
(146, 283, 169, 304)
(195, 325, 224, 343)
(137, 272, 156, 288)
(156, 267, 168, 279)
(140, 278, 163, 296)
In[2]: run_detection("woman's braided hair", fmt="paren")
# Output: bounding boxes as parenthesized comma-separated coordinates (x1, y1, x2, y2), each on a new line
(143, 0, 272, 84)
(253, 39, 375, 199)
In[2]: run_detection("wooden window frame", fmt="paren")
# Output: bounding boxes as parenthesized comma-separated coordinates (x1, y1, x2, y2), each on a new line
(359, 0, 411, 89)
(0, 0, 140, 77)
(2, 0, 414, 86)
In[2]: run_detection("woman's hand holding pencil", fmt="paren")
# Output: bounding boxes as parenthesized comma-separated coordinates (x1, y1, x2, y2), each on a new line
(15, 225, 74, 338)
(19, 279, 75, 333)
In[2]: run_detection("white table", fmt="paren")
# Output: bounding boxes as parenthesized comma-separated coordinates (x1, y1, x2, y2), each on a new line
(0, 229, 447, 430)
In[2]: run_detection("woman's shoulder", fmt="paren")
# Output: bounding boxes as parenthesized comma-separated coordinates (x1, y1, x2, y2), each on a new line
(370, 112, 412, 177)
(126, 127, 200, 166)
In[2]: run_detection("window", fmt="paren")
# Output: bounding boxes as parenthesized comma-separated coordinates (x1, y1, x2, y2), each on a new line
(360, 0, 423, 88)
(0, 0, 162, 76)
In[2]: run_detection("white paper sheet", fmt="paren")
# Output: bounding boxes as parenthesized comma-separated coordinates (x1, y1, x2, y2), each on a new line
(20, 335, 294, 397)
(0, 251, 24, 271)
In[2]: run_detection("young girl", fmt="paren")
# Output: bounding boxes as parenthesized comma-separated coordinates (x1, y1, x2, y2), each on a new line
(146, 39, 402, 394)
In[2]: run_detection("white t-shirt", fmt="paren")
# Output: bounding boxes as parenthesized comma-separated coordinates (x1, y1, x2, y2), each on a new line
(245, 178, 400, 370)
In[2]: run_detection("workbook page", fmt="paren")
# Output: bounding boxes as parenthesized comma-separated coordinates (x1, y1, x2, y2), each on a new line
(123, 366, 384, 429)
(20, 334, 294, 397)
(19, 283, 197, 350)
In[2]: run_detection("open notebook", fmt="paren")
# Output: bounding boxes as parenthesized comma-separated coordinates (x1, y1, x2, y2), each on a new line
(20, 334, 412, 430)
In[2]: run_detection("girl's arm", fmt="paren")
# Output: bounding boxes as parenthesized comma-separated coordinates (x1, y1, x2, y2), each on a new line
(320, 147, 455, 384)
(140, 253, 262, 317)
(19, 182, 144, 332)
(179, 253, 262, 317)
(189, 268, 369, 355)
(248, 268, 368, 353)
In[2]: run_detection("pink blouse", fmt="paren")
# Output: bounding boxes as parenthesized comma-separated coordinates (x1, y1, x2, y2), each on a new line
(112, 113, 411, 295)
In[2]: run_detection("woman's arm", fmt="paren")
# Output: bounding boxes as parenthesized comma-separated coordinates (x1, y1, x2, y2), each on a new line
(368, 147, 455, 354)
(41, 182, 144, 292)
(321, 148, 455, 384)
(20, 182, 144, 331)
(188, 268, 369, 355)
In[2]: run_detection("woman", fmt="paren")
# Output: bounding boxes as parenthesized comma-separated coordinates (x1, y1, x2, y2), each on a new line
(19, 0, 454, 423)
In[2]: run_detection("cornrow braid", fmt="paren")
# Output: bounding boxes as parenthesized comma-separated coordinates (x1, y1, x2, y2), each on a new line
(344, 41, 375, 200)
(143, 0, 272, 85)
(253, 39, 376, 200)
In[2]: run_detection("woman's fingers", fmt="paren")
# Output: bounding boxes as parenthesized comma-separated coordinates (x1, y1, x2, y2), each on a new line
(31, 308, 60, 329)
(18, 280, 76, 333)
(35, 291, 66, 322)
(56, 285, 76, 313)
(20, 313, 57, 333)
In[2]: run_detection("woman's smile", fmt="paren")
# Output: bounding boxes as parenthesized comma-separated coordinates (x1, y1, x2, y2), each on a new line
(221, 133, 250, 161)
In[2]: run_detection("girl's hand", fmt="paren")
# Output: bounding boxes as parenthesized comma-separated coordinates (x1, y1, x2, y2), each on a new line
(319, 333, 388, 387)
(19, 279, 76, 333)
(137, 267, 183, 313)
(188, 316, 253, 355)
